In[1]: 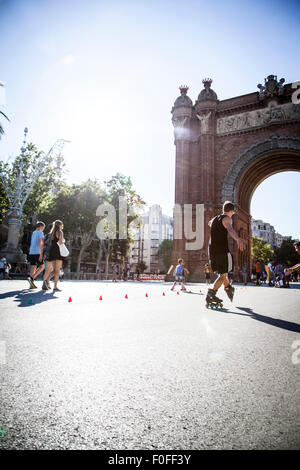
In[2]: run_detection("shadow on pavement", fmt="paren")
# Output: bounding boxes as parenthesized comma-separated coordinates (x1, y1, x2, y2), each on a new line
(234, 306, 300, 333)
(0, 289, 59, 308)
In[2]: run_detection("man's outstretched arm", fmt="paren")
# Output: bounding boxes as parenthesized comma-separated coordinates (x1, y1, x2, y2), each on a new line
(288, 263, 300, 273)
(222, 216, 244, 250)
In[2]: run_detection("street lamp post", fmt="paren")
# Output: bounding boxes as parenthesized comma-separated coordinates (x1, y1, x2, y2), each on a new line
(0, 128, 69, 263)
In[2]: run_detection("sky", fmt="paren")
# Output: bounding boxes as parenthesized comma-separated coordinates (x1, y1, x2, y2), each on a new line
(0, 0, 300, 238)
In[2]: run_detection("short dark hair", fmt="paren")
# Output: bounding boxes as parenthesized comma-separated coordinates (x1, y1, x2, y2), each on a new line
(178, 258, 183, 264)
(36, 221, 45, 228)
(294, 241, 300, 248)
(223, 201, 235, 213)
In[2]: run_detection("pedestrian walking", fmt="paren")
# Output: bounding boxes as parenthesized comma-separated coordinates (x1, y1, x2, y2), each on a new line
(283, 267, 290, 288)
(126, 263, 131, 281)
(112, 264, 119, 282)
(267, 261, 274, 286)
(42, 220, 65, 292)
(4, 261, 12, 279)
(275, 262, 283, 281)
(241, 264, 248, 285)
(206, 201, 245, 306)
(255, 261, 261, 285)
(27, 221, 45, 288)
(0, 257, 6, 279)
(204, 263, 211, 285)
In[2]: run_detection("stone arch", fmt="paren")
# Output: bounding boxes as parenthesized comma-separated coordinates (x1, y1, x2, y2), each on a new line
(221, 135, 300, 212)
(221, 134, 300, 277)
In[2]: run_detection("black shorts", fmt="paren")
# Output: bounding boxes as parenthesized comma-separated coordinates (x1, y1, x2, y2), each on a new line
(210, 251, 233, 275)
(28, 254, 43, 267)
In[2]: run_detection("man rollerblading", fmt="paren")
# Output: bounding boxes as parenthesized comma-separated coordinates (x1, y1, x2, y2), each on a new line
(206, 201, 245, 308)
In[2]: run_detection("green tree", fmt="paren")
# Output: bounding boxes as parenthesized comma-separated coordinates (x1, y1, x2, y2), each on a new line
(37, 173, 145, 277)
(273, 238, 299, 267)
(101, 173, 145, 277)
(158, 239, 173, 272)
(0, 142, 64, 223)
(251, 236, 274, 264)
(39, 179, 105, 277)
(136, 260, 147, 274)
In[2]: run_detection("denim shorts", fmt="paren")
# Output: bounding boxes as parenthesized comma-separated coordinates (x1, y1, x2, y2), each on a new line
(175, 274, 185, 282)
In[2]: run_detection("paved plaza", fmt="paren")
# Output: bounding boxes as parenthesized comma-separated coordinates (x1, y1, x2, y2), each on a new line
(0, 280, 300, 450)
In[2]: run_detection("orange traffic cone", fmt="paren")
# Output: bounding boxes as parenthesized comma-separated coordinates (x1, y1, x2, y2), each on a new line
(68, 297, 72, 302)
(99, 295, 103, 300)
(177, 291, 179, 295)
(163, 292, 165, 296)
(145, 293, 148, 297)
(125, 294, 128, 299)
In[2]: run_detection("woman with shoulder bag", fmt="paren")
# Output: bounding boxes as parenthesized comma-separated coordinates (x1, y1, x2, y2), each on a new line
(42, 220, 68, 292)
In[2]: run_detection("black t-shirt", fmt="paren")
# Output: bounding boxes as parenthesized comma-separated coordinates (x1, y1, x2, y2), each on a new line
(209, 215, 229, 255)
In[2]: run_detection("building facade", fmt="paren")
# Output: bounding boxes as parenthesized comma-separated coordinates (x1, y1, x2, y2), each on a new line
(251, 219, 276, 246)
(274, 233, 291, 248)
(129, 205, 173, 273)
(251, 218, 292, 248)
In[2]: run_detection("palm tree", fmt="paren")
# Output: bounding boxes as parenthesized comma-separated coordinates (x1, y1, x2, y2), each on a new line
(0, 109, 10, 139)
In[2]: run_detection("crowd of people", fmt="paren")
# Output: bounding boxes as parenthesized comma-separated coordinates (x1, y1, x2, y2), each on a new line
(1, 212, 299, 297)
(239, 248, 300, 287)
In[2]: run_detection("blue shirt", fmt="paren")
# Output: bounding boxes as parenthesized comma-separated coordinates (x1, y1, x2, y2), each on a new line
(175, 264, 183, 275)
(29, 230, 44, 255)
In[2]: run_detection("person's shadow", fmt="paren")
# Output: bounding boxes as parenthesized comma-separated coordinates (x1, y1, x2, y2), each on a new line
(233, 306, 300, 334)
(0, 289, 59, 308)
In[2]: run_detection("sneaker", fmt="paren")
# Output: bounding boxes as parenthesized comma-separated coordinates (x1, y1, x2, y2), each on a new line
(181, 287, 187, 291)
(42, 281, 49, 291)
(53, 287, 62, 292)
(27, 276, 37, 289)
(170, 287, 175, 291)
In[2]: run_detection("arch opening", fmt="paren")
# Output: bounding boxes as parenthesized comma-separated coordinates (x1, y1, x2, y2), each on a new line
(250, 171, 300, 250)
(221, 136, 300, 277)
(236, 151, 300, 213)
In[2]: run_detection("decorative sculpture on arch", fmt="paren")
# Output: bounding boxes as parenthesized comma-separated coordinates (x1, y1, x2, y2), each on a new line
(196, 112, 211, 134)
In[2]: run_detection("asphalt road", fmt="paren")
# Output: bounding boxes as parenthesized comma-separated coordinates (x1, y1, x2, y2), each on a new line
(0, 280, 300, 450)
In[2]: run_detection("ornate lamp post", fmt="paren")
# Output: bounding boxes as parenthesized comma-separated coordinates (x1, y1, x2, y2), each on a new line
(0, 128, 69, 263)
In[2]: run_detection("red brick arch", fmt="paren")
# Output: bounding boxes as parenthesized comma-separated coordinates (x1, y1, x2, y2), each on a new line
(171, 77, 300, 281)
